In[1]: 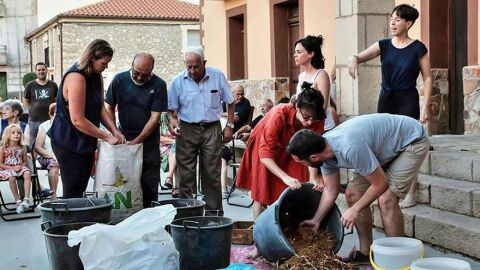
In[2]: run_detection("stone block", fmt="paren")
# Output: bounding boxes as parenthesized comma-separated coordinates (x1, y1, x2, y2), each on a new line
(340, 0, 353, 16)
(364, 15, 389, 51)
(416, 174, 431, 204)
(339, 168, 349, 186)
(426, 174, 480, 215)
(414, 205, 480, 259)
(473, 191, 480, 218)
(472, 158, 480, 183)
(336, 193, 348, 214)
(463, 79, 480, 96)
(339, 67, 354, 115)
(357, 66, 381, 114)
(336, 16, 359, 65)
(430, 151, 473, 181)
(419, 152, 430, 174)
(353, 0, 394, 14)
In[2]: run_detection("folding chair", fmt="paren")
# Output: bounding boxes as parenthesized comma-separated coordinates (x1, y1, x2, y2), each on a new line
(226, 139, 254, 208)
(0, 139, 42, 221)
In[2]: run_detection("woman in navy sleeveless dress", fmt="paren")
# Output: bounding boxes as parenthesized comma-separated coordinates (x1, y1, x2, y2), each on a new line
(343, 4, 433, 264)
(49, 39, 125, 198)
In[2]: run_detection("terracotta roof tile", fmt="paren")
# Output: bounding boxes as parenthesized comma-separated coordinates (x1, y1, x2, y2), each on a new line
(62, 0, 199, 20)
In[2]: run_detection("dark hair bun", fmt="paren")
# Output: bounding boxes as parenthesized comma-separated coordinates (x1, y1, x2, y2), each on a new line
(301, 81, 313, 91)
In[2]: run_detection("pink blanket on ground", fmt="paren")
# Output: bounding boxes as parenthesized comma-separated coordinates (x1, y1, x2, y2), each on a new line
(230, 245, 274, 270)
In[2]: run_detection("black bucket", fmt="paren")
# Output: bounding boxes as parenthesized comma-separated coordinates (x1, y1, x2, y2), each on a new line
(253, 183, 348, 262)
(41, 221, 95, 270)
(152, 199, 205, 220)
(170, 216, 233, 270)
(38, 198, 113, 226)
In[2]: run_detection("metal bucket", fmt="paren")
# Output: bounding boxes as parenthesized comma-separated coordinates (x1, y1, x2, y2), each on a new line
(41, 221, 95, 270)
(152, 198, 205, 220)
(38, 198, 113, 226)
(170, 215, 233, 270)
(253, 183, 348, 262)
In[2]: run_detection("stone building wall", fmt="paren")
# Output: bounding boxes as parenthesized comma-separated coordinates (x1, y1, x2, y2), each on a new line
(0, 0, 37, 99)
(418, 69, 449, 134)
(463, 66, 480, 135)
(61, 22, 186, 87)
(230, 78, 290, 118)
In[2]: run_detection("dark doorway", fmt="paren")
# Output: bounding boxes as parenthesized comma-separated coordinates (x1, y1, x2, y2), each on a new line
(271, 0, 301, 96)
(448, 0, 468, 134)
(227, 5, 247, 80)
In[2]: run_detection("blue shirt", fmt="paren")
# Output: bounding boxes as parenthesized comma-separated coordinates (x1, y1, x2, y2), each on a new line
(321, 114, 426, 176)
(379, 38, 428, 91)
(168, 67, 234, 123)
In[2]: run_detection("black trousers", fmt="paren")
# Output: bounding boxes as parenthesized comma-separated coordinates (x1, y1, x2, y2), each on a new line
(377, 88, 420, 120)
(52, 141, 95, 198)
(140, 138, 161, 208)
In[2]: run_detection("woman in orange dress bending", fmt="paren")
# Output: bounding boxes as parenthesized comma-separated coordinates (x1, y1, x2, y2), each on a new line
(236, 82, 326, 219)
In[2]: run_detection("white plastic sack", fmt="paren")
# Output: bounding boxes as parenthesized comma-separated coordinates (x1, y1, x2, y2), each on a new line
(94, 142, 143, 223)
(68, 205, 179, 270)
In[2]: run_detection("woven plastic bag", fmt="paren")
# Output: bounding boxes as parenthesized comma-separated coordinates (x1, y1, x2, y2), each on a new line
(94, 142, 143, 223)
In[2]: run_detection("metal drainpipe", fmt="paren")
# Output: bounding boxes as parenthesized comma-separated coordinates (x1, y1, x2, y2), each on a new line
(14, 1, 22, 100)
(58, 17, 63, 76)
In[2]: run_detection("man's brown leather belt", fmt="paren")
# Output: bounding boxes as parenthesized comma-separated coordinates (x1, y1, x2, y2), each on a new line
(181, 120, 220, 128)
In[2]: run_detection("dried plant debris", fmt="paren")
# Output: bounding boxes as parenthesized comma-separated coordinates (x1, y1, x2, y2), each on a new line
(277, 228, 354, 270)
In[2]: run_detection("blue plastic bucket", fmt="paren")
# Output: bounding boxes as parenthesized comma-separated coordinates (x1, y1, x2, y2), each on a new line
(253, 183, 346, 262)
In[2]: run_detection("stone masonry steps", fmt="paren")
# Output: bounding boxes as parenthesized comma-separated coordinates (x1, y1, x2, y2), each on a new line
(417, 174, 480, 217)
(421, 147, 480, 184)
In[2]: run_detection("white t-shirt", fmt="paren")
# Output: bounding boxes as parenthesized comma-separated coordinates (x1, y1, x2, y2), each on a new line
(296, 70, 335, 131)
(38, 120, 53, 152)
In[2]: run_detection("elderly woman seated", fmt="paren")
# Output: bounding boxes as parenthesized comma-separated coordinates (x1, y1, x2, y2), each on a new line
(35, 103, 59, 200)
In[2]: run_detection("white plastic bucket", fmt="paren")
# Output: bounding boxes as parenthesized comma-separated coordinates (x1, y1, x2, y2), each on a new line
(410, 257, 471, 270)
(371, 237, 423, 270)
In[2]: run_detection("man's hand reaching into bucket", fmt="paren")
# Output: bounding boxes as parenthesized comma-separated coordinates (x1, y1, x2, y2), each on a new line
(299, 219, 320, 231)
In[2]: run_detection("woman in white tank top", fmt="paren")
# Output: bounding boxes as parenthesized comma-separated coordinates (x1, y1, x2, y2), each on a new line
(294, 35, 338, 131)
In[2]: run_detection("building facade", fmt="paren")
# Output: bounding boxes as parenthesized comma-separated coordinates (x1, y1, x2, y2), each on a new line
(26, 0, 200, 88)
(0, 0, 38, 100)
(201, 0, 480, 135)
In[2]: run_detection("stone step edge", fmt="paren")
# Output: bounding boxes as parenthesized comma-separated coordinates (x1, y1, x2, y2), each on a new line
(417, 173, 480, 217)
(372, 204, 480, 259)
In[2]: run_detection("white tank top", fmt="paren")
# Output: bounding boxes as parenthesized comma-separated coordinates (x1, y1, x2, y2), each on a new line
(296, 70, 335, 131)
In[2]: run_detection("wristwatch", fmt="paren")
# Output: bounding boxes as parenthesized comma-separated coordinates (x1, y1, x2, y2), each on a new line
(226, 122, 234, 129)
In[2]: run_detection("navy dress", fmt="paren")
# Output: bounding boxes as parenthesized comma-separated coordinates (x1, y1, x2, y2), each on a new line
(49, 63, 103, 198)
(377, 38, 428, 120)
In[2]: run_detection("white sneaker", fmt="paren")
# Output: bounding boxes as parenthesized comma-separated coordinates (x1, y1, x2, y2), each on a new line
(20, 200, 29, 212)
(16, 203, 25, 214)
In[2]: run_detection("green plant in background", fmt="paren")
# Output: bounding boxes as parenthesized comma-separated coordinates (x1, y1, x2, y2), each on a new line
(22, 72, 37, 87)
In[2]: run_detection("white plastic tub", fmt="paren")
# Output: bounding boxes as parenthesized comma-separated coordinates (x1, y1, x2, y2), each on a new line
(410, 257, 471, 270)
(371, 237, 423, 270)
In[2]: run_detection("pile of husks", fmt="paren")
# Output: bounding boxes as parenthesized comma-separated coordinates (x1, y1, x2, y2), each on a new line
(277, 228, 354, 270)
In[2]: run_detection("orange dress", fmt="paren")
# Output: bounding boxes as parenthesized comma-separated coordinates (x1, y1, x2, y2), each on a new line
(236, 104, 324, 205)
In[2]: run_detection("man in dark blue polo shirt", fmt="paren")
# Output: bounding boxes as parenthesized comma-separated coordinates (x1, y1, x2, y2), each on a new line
(105, 52, 167, 207)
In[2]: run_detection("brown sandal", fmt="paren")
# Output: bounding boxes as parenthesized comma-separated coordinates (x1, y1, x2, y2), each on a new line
(163, 177, 173, 189)
(171, 188, 179, 198)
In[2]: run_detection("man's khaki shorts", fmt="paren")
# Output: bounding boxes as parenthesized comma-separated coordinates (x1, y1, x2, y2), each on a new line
(347, 137, 430, 199)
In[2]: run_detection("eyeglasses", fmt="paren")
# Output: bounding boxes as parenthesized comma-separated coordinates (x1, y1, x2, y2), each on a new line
(131, 68, 152, 79)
